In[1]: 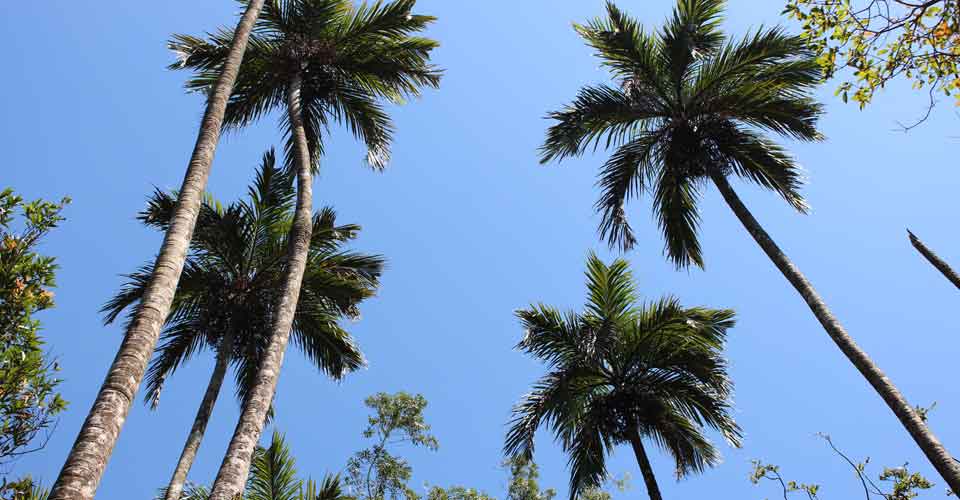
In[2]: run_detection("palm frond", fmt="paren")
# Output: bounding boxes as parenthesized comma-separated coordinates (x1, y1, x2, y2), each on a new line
(326, 81, 394, 170)
(144, 317, 208, 409)
(101, 264, 153, 325)
(564, 405, 611, 500)
(644, 404, 719, 478)
(584, 254, 637, 324)
(541, 85, 653, 164)
(340, 37, 442, 100)
(247, 431, 302, 500)
(505, 367, 592, 462)
(168, 32, 231, 72)
(652, 166, 703, 269)
(660, 0, 726, 90)
(575, 2, 670, 104)
(340, 0, 430, 42)
(247, 148, 297, 217)
(233, 321, 271, 410)
(515, 306, 584, 369)
(695, 33, 824, 142)
(304, 474, 350, 500)
(713, 123, 809, 212)
(291, 311, 365, 379)
(593, 131, 666, 251)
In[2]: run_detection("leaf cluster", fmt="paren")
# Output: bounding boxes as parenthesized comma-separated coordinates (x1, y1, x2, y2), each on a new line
(0, 189, 68, 467)
(785, 0, 960, 114)
(346, 392, 439, 500)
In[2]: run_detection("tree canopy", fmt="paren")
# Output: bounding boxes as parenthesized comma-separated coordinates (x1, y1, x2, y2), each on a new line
(0, 189, 68, 498)
(785, 0, 960, 121)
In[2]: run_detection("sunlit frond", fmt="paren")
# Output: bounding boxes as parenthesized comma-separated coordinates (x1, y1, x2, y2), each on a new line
(247, 431, 302, 500)
(541, 85, 652, 163)
(712, 123, 809, 212)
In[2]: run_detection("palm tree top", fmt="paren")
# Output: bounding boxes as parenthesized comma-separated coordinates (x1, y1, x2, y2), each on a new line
(170, 0, 442, 171)
(505, 254, 741, 499)
(540, 0, 824, 267)
(102, 149, 384, 409)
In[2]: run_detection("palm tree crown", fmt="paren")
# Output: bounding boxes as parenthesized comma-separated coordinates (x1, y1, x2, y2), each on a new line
(171, 0, 442, 170)
(505, 254, 741, 500)
(103, 149, 383, 409)
(541, 0, 822, 267)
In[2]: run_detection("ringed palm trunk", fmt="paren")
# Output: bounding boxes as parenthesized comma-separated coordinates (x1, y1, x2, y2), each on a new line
(163, 330, 235, 500)
(710, 171, 960, 494)
(207, 72, 315, 500)
(908, 230, 960, 291)
(48, 3, 266, 499)
(628, 431, 663, 500)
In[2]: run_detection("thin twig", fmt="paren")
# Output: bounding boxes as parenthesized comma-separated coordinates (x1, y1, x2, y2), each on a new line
(819, 434, 875, 500)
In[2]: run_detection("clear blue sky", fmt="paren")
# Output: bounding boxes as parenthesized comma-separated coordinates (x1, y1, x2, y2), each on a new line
(3, 1, 959, 498)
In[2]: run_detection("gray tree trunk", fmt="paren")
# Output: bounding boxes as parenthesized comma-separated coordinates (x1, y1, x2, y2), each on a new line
(710, 172, 960, 495)
(628, 432, 663, 500)
(163, 330, 235, 500)
(48, 3, 266, 499)
(908, 230, 960, 291)
(207, 73, 315, 500)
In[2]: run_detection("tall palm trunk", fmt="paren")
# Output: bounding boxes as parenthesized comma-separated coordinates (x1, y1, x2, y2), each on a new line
(163, 330, 235, 500)
(628, 431, 663, 500)
(908, 230, 960, 291)
(710, 172, 960, 493)
(207, 73, 315, 500)
(48, 3, 266, 499)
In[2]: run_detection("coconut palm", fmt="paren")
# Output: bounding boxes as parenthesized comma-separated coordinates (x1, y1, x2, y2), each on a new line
(538, 0, 960, 491)
(157, 431, 352, 500)
(104, 150, 382, 500)
(48, 4, 267, 499)
(505, 254, 741, 500)
(170, 2, 440, 497)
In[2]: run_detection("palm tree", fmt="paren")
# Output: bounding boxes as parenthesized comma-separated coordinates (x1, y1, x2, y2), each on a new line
(48, 3, 268, 500)
(505, 254, 741, 500)
(170, 2, 440, 497)
(103, 150, 382, 500)
(538, 0, 960, 491)
(158, 431, 352, 500)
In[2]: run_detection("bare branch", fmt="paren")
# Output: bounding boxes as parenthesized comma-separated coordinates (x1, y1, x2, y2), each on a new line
(908, 229, 960, 291)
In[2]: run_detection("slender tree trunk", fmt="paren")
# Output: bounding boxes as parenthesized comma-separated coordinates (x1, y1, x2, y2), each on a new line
(163, 330, 235, 500)
(628, 432, 663, 500)
(48, 3, 265, 499)
(908, 230, 960, 291)
(207, 73, 315, 500)
(710, 172, 960, 494)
